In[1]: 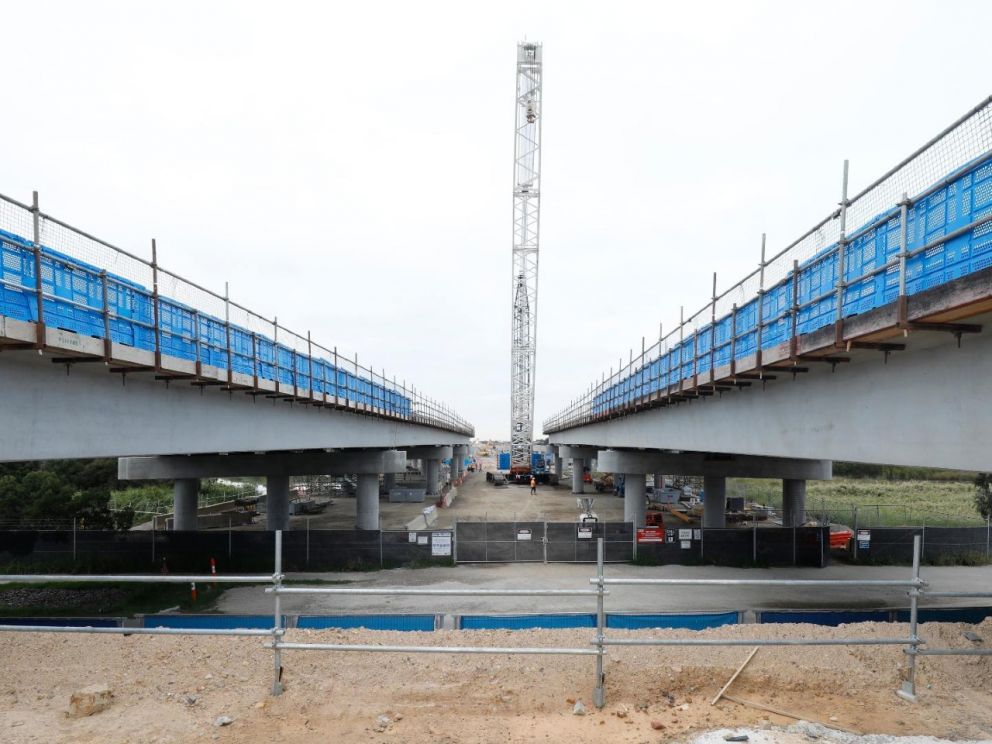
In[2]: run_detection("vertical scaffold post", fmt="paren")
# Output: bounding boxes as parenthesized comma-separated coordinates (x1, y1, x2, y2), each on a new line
(756, 233, 766, 368)
(151, 239, 161, 369)
(31, 191, 45, 348)
(898, 534, 922, 702)
(594, 537, 606, 709)
(271, 530, 284, 695)
(835, 160, 850, 343)
(898, 192, 910, 326)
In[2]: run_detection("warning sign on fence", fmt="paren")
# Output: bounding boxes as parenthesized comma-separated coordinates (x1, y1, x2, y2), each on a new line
(431, 532, 452, 556)
(857, 529, 871, 550)
(577, 526, 593, 539)
(636, 526, 664, 543)
(517, 529, 532, 541)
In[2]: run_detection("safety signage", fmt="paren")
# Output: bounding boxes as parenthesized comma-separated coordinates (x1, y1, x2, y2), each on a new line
(678, 528, 692, 541)
(517, 529, 532, 541)
(431, 532, 452, 556)
(636, 526, 664, 543)
(577, 526, 594, 539)
(857, 529, 871, 550)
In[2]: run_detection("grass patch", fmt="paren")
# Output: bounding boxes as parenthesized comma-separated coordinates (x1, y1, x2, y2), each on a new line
(729, 477, 983, 527)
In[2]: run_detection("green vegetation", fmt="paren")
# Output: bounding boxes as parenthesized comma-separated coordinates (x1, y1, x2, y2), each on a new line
(0, 459, 134, 530)
(729, 474, 983, 527)
(0, 580, 234, 617)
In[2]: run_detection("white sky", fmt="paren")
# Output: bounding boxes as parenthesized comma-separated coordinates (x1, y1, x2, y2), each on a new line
(5, 1, 992, 439)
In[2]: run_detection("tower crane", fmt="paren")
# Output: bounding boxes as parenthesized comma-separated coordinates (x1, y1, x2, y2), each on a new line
(509, 41, 543, 479)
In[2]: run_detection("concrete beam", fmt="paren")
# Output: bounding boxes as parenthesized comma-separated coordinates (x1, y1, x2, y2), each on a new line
(595, 450, 831, 480)
(0, 350, 470, 461)
(403, 445, 454, 460)
(119, 450, 406, 480)
(547, 322, 992, 472)
(557, 445, 599, 461)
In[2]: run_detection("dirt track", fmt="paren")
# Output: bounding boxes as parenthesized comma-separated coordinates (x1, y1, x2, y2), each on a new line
(1, 619, 991, 743)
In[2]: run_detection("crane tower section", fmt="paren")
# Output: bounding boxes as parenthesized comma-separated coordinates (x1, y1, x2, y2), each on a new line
(510, 41, 542, 473)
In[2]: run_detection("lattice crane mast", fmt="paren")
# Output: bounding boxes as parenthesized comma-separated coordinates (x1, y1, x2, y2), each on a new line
(510, 41, 543, 476)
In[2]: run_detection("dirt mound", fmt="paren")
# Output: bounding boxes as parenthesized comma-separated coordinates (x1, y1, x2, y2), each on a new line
(0, 620, 989, 743)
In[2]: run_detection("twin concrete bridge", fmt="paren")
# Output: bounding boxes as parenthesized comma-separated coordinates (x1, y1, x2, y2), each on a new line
(4, 97, 992, 533)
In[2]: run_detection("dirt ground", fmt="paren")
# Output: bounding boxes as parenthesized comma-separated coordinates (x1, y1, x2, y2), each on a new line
(255, 462, 622, 531)
(2, 619, 991, 743)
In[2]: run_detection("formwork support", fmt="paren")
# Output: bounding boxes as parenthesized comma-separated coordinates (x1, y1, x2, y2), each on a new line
(702, 476, 727, 528)
(172, 478, 199, 531)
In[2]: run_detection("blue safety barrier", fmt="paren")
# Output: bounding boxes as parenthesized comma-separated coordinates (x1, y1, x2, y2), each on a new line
(461, 614, 596, 630)
(297, 615, 435, 632)
(0, 227, 413, 417)
(895, 606, 992, 624)
(606, 611, 738, 630)
(144, 614, 277, 630)
(583, 150, 992, 417)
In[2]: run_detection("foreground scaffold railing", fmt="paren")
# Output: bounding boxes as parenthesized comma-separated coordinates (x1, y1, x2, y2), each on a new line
(1, 533, 990, 705)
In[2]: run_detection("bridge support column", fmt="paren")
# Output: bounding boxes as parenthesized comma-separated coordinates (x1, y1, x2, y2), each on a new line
(356, 473, 380, 530)
(782, 479, 807, 527)
(624, 474, 646, 527)
(266, 475, 290, 531)
(425, 459, 440, 497)
(172, 478, 199, 530)
(383, 472, 396, 492)
(702, 476, 726, 528)
(555, 452, 563, 479)
(653, 474, 664, 490)
(571, 458, 585, 494)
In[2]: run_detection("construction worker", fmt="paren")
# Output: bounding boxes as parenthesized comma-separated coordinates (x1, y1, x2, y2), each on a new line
(530, 476, 537, 496)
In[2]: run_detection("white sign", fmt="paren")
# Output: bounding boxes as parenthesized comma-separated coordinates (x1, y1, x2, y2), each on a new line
(417, 535, 429, 545)
(679, 529, 693, 541)
(577, 526, 593, 539)
(680, 540, 691, 549)
(693, 529, 702, 540)
(517, 529, 532, 541)
(432, 532, 452, 556)
(408, 532, 418, 543)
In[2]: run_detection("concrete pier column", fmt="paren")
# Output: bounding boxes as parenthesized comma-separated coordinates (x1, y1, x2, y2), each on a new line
(425, 459, 440, 496)
(782, 479, 808, 527)
(172, 478, 199, 531)
(624, 473, 646, 527)
(571, 458, 585, 494)
(266, 475, 290, 531)
(702, 475, 727, 528)
(653, 474, 665, 490)
(555, 454, 563, 478)
(356, 473, 380, 530)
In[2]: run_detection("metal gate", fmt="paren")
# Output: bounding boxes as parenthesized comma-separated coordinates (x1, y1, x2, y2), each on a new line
(455, 521, 634, 563)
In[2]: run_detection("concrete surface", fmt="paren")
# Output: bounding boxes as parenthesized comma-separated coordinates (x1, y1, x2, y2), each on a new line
(216, 561, 992, 615)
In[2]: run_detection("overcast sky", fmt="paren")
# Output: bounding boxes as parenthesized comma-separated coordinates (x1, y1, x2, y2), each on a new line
(5, 1, 992, 439)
